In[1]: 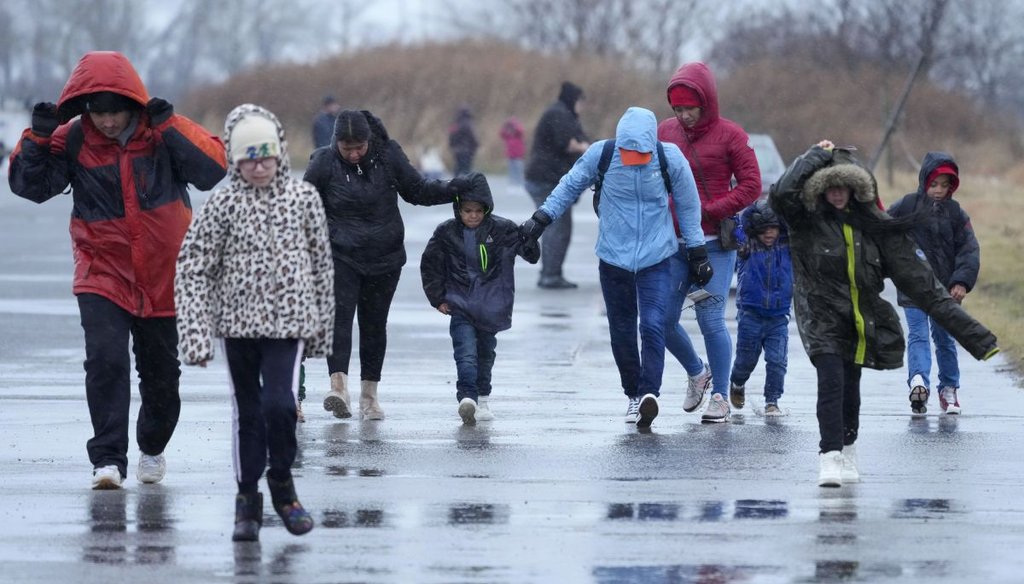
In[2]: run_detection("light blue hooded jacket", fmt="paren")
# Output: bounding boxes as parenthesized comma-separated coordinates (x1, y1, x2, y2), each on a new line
(539, 107, 704, 272)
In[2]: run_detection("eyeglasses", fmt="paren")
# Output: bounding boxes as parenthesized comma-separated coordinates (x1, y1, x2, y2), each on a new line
(238, 157, 278, 171)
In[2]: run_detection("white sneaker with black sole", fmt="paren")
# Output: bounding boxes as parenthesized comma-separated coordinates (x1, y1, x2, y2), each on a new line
(637, 394, 659, 428)
(92, 465, 123, 490)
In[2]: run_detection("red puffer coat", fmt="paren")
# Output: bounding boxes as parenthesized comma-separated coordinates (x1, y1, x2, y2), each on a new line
(657, 62, 761, 237)
(8, 51, 227, 317)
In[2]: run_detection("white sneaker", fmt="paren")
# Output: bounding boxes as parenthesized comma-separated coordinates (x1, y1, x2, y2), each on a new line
(137, 453, 166, 484)
(701, 394, 730, 423)
(458, 397, 477, 425)
(476, 396, 495, 421)
(818, 451, 843, 487)
(909, 374, 929, 415)
(939, 386, 961, 415)
(637, 394, 659, 428)
(683, 363, 713, 412)
(624, 397, 640, 424)
(92, 465, 123, 490)
(841, 444, 860, 483)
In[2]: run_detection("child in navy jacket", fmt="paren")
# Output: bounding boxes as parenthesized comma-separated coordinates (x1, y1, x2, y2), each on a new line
(729, 199, 794, 416)
(420, 172, 539, 424)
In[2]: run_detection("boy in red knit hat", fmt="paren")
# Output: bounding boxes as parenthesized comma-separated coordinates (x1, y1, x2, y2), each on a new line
(887, 152, 978, 416)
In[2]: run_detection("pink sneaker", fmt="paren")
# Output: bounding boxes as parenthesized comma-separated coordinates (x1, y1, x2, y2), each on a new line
(938, 387, 961, 415)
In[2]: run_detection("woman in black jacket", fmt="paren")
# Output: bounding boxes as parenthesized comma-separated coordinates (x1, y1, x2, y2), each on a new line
(304, 109, 464, 420)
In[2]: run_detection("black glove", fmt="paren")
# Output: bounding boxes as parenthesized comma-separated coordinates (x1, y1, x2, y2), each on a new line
(519, 210, 552, 244)
(446, 176, 473, 198)
(146, 97, 174, 125)
(31, 102, 59, 137)
(687, 245, 713, 287)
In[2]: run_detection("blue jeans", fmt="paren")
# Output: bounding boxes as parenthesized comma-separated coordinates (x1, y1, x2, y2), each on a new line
(450, 313, 497, 402)
(599, 258, 671, 398)
(730, 309, 789, 404)
(664, 239, 736, 397)
(507, 158, 524, 185)
(904, 306, 960, 389)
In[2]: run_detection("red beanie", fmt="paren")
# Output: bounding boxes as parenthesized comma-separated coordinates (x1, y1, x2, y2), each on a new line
(926, 164, 959, 196)
(668, 85, 702, 108)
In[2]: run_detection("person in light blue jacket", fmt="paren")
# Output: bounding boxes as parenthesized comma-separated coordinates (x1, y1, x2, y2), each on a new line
(520, 107, 709, 429)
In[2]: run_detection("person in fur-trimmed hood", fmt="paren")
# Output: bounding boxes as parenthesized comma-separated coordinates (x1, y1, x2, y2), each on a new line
(175, 104, 334, 542)
(887, 152, 978, 416)
(420, 172, 539, 424)
(770, 140, 998, 489)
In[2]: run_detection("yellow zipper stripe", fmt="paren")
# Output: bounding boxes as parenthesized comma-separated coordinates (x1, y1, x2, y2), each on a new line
(479, 244, 488, 272)
(844, 223, 866, 364)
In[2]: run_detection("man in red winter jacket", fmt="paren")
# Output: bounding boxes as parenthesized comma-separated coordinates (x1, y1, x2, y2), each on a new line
(657, 62, 761, 423)
(8, 51, 227, 490)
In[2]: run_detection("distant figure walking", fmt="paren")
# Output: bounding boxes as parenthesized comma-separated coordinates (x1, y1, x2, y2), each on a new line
(499, 116, 526, 186)
(312, 95, 340, 149)
(448, 105, 479, 176)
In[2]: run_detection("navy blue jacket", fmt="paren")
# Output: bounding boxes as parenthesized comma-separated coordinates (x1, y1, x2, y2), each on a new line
(735, 206, 793, 317)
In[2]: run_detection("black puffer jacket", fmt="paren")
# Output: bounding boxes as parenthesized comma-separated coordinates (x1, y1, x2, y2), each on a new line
(303, 111, 452, 274)
(420, 172, 540, 333)
(887, 151, 979, 307)
(770, 145, 997, 369)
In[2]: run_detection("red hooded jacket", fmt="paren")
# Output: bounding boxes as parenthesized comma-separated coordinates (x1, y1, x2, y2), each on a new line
(657, 62, 761, 237)
(8, 51, 227, 317)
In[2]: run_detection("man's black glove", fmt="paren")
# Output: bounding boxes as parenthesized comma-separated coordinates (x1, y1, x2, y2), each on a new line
(687, 245, 713, 287)
(31, 102, 59, 137)
(146, 97, 174, 125)
(519, 210, 552, 244)
(446, 176, 473, 198)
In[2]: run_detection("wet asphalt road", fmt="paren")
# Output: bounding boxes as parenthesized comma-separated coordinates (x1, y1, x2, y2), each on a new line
(1, 173, 1023, 583)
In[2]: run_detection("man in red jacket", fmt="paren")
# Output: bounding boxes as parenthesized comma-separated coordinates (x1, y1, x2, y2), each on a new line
(8, 51, 228, 490)
(657, 62, 761, 423)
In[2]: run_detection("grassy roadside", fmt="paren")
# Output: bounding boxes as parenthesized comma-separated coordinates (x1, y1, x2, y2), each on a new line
(879, 170, 1024, 386)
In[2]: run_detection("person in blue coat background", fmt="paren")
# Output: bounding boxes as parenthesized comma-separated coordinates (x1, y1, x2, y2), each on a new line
(520, 107, 708, 429)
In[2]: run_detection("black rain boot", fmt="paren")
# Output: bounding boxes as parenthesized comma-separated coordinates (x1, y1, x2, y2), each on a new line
(232, 492, 263, 542)
(267, 477, 314, 536)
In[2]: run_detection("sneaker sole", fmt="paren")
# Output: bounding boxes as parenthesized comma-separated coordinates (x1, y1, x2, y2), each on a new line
(92, 477, 123, 490)
(909, 386, 928, 415)
(637, 398, 658, 428)
(323, 395, 352, 419)
(818, 477, 842, 488)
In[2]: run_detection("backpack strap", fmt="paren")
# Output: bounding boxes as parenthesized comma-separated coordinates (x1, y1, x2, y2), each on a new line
(656, 141, 672, 195)
(592, 139, 616, 216)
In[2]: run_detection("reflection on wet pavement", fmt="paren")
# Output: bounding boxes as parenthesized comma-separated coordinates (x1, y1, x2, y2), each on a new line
(82, 489, 175, 566)
(606, 500, 788, 522)
(593, 564, 776, 583)
(320, 508, 385, 528)
(891, 498, 954, 519)
(448, 503, 509, 525)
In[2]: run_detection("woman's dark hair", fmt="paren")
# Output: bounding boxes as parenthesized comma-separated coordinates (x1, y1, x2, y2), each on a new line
(333, 109, 371, 143)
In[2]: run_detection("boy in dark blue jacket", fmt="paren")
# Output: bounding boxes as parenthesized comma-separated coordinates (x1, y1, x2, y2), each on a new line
(421, 172, 540, 424)
(888, 152, 977, 415)
(729, 199, 793, 416)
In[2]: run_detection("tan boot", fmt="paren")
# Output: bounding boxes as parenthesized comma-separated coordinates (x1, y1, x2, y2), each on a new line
(360, 380, 385, 420)
(322, 372, 352, 419)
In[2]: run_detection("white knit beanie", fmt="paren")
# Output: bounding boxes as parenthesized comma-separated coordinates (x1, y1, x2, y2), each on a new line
(229, 114, 281, 163)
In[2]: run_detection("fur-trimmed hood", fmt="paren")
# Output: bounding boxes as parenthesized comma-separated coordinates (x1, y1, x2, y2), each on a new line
(801, 163, 877, 212)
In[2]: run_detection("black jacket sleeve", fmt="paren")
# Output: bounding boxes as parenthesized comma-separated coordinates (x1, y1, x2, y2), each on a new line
(8, 130, 70, 203)
(420, 224, 449, 308)
(951, 207, 980, 291)
(389, 141, 452, 206)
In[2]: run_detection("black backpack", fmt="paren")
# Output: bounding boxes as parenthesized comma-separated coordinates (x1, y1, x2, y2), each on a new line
(592, 139, 673, 216)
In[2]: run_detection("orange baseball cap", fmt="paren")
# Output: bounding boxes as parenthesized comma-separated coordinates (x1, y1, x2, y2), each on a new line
(619, 148, 652, 166)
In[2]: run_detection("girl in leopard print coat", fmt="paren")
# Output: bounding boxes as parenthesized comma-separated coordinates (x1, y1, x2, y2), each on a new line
(175, 104, 334, 541)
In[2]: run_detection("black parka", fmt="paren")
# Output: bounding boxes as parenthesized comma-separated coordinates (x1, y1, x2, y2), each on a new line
(887, 151, 979, 307)
(420, 172, 540, 333)
(769, 145, 997, 369)
(303, 111, 452, 275)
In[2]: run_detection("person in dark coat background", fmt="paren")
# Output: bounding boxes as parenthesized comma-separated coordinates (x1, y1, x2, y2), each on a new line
(304, 109, 471, 421)
(420, 172, 539, 424)
(524, 81, 590, 289)
(770, 139, 998, 488)
(448, 105, 479, 177)
(888, 152, 979, 416)
(311, 95, 340, 149)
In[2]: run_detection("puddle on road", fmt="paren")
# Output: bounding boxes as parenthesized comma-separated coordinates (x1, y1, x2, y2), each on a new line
(605, 500, 788, 522)
(325, 465, 386, 477)
(319, 508, 385, 528)
(447, 503, 510, 525)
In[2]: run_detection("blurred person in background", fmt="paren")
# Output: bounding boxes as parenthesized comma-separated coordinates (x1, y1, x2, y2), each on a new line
(312, 95, 341, 149)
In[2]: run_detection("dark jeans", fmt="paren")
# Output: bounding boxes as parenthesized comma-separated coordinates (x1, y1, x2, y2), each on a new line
(224, 338, 302, 494)
(525, 179, 572, 280)
(812, 354, 861, 453)
(78, 293, 181, 477)
(730, 309, 789, 404)
(327, 260, 401, 381)
(599, 258, 671, 398)
(450, 313, 497, 402)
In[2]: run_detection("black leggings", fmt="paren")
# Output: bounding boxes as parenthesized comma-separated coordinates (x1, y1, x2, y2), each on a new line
(812, 354, 861, 453)
(327, 260, 401, 381)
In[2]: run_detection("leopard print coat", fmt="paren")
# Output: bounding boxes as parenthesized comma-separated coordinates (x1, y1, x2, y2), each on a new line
(175, 104, 335, 365)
